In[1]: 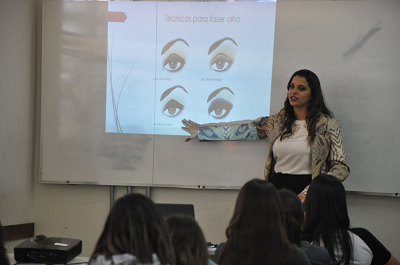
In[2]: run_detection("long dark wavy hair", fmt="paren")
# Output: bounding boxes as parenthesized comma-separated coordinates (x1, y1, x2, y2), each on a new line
(302, 174, 353, 265)
(278, 189, 304, 247)
(89, 193, 175, 264)
(165, 215, 209, 265)
(281, 69, 333, 144)
(218, 179, 298, 265)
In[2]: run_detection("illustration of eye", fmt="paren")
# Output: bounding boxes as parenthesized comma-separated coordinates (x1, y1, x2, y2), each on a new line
(208, 98, 233, 119)
(162, 99, 184, 117)
(163, 53, 186, 72)
(161, 38, 189, 73)
(208, 37, 237, 73)
(160, 85, 188, 118)
(210, 53, 234, 72)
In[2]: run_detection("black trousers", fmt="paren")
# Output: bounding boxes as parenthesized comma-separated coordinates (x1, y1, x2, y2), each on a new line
(269, 172, 312, 194)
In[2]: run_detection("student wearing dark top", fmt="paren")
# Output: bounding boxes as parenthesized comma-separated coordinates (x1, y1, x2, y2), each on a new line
(302, 174, 400, 265)
(278, 189, 332, 265)
(217, 179, 310, 265)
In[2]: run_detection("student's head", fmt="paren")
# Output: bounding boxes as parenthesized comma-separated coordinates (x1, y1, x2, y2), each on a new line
(302, 174, 351, 264)
(219, 179, 297, 265)
(278, 189, 304, 247)
(230, 179, 286, 231)
(90, 193, 174, 264)
(165, 215, 209, 265)
(303, 173, 350, 230)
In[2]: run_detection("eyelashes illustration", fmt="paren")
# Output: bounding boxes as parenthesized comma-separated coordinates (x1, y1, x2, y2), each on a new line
(210, 53, 234, 72)
(207, 87, 235, 119)
(159, 37, 237, 119)
(163, 53, 186, 72)
(162, 99, 185, 117)
(160, 37, 237, 73)
(161, 38, 189, 73)
(208, 37, 238, 73)
(160, 86, 235, 119)
(208, 98, 233, 119)
(160, 85, 188, 118)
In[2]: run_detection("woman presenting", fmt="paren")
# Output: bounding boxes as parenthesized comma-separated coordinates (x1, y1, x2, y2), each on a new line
(182, 69, 350, 201)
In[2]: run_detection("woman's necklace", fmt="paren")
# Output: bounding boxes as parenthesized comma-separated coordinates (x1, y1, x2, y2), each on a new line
(292, 120, 307, 134)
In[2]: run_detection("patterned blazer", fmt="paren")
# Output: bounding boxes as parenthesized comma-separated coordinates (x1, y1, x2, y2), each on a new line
(198, 109, 350, 193)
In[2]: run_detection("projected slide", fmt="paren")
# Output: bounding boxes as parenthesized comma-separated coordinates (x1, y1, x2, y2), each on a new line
(105, 2, 276, 136)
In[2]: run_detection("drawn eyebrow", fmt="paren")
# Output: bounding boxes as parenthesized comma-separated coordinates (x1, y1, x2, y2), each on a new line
(208, 37, 238, 55)
(161, 38, 190, 55)
(207, 87, 235, 103)
(160, 85, 188, 101)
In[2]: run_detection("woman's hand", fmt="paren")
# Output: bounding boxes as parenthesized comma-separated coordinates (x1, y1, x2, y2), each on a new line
(181, 119, 200, 142)
(298, 192, 306, 203)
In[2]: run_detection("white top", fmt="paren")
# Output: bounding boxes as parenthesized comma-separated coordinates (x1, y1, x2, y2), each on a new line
(90, 253, 163, 265)
(318, 231, 373, 265)
(273, 120, 311, 175)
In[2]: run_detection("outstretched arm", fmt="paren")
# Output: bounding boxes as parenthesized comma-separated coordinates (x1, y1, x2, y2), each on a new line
(182, 118, 262, 142)
(181, 119, 200, 142)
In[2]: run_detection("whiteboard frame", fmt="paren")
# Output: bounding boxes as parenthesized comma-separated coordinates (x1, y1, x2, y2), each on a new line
(39, 0, 400, 196)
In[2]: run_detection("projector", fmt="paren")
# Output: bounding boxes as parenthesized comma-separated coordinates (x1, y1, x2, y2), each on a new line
(14, 235, 82, 264)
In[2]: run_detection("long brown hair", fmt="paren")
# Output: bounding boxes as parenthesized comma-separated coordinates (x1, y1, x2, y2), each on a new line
(165, 215, 209, 265)
(278, 189, 304, 247)
(218, 179, 298, 265)
(281, 69, 333, 144)
(89, 193, 175, 264)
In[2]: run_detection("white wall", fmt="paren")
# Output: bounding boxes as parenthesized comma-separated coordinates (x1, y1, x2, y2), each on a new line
(347, 194, 400, 257)
(0, 0, 37, 251)
(1, 0, 399, 259)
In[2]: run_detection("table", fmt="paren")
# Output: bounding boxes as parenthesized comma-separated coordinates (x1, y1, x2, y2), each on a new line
(7, 253, 89, 265)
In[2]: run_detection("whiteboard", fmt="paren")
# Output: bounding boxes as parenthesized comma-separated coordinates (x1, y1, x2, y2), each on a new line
(40, 1, 400, 194)
(270, 1, 400, 195)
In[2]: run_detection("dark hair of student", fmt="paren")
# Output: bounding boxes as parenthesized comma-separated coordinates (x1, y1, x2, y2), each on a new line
(0, 221, 10, 265)
(278, 189, 304, 247)
(165, 215, 209, 265)
(281, 69, 333, 144)
(218, 179, 298, 265)
(302, 174, 353, 265)
(89, 193, 175, 264)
